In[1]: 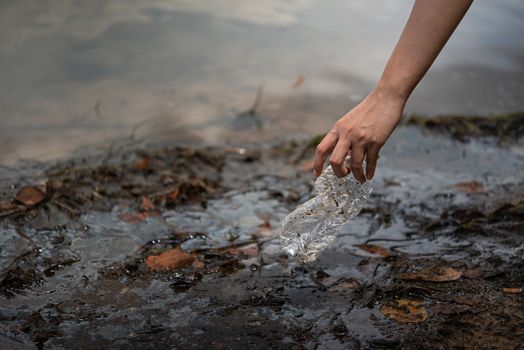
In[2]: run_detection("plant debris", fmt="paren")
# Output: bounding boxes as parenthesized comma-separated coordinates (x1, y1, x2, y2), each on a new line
(15, 186, 45, 206)
(0, 131, 523, 349)
(380, 299, 429, 323)
(400, 266, 462, 282)
(405, 112, 524, 143)
(145, 247, 195, 272)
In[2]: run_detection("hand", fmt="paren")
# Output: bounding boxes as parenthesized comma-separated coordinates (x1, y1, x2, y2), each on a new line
(313, 89, 405, 182)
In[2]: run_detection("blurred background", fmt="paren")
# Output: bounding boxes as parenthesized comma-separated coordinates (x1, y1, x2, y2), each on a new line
(1, 0, 523, 164)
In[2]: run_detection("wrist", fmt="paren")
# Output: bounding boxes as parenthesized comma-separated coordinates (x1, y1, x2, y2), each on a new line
(373, 77, 411, 106)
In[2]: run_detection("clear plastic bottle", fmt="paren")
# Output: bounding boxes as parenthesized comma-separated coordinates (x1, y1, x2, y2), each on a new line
(280, 158, 372, 262)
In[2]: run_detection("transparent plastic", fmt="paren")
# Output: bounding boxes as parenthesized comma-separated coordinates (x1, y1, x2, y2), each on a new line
(280, 158, 372, 262)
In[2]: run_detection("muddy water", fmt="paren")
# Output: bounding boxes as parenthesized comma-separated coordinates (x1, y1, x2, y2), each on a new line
(1, 1, 524, 348)
(1, 0, 524, 164)
(1, 123, 523, 348)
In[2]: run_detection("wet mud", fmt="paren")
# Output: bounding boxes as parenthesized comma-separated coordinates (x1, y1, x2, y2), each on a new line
(0, 123, 523, 349)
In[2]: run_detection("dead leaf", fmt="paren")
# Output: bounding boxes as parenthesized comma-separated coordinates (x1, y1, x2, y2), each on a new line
(118, 212, 147, 224)
(256, 221, 272, 237)
(165, 187, 181, 202)
(451, 295, 481, 306)
(380, 299, 428, 323)
(502, 287, 522, 294)
(355, 244, 391, 257)
(401, 266, 461, 282)
(15, 186, 45, 206)
(139, 196, 156, 211)
(429, 303, 471, 315)
(0, 201, 16, 211)
(145, 247, 195, 272)
(291, 76, 305, 89)
(453, 181, 487, 193)
(133, 157, 151, 171)
(238, 243, 259, 257)
(462, 267, 483, 279)
(192, 260, 206, 269)
(329, 278, 360, 292)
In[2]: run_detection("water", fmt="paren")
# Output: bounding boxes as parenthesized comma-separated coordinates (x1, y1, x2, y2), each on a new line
(281, 158, 372, 262)
(1, 2, 524, 348)
(1, 0, 524, 164)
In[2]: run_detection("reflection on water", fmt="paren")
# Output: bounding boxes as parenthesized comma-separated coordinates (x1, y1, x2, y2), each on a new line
(1, 0, 523, 164)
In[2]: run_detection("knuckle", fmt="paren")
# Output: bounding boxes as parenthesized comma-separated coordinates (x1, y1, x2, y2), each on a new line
(315, 145, 325, 155)
(356, 130, 366, 141)
(330, 158, 342, 167)
(369, 136, 379, 145)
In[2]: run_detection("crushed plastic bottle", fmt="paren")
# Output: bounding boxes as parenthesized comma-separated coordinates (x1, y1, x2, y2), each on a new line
(280, 157, 372, 262)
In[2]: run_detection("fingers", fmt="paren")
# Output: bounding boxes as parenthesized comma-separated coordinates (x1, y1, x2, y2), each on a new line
(365, 144, 380, 180)
(330, 139, 351, 177)
(349, 144, 366, 183)
(313, 131, 338, 176)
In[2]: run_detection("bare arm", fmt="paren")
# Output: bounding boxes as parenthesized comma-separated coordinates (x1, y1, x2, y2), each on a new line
(313, 0, 473, 181)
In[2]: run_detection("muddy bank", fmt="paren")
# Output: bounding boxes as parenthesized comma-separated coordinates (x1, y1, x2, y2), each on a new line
(0, 123, 523, 349)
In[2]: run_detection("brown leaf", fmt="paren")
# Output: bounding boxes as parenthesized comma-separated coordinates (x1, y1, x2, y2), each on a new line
(238, 243, 259, 257)
(133, 157, 151, 171)
(145, 247, 195, 272)
(502, 287, 522, 294)
(328, 278, 360, 292)
(118, 212, 147, 224)
(451, 295, 481, 306)
(0, 201, 17, 211)
(401, 266, 461, 282)
(165, 187, 181, 202)
(380, 299, 428, 323)
(256, 221, 272, 237)
(453, 181, 487, 193)
(355, 244, 391, 257)
(139, 196, 156, 211)
(192, 260, 206, 269)
(15, 186, 45, 206)
(429, 303, 471, 315)
(462, 267, 483, 279)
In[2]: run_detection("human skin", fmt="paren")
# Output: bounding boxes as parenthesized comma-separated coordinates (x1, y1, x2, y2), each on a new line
(313, 0, 473, 181)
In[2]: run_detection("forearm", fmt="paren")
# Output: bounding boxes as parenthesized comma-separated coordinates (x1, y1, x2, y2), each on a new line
(376, 0, 473, 103)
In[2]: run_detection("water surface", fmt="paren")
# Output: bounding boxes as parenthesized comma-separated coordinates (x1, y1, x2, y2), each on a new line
(1, 0, 523, 163)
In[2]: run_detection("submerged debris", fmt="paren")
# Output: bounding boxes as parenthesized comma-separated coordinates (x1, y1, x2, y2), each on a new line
(406, 112, 524, 143)
(0, 131, 523, 349)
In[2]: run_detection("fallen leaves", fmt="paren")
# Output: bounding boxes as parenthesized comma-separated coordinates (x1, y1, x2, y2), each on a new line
(401, 266, 462, 282)
(118, 211, 148, 224)
(145, 247, 195, 272)
(429, 303, 471, 315)
(15, 186, 45, 206)
(380, 299, 428, 323)
(132, 156, 152, 171)
(119, 196, 160, 224)
(139, 196, 156, 212)
(0, 201, 17, 211)
(328, 278, 360, 293)
(157, 178, 218, 206)
(355, 244, 391, 257)
(502, 287, 522, 294)
(453, 181, 488, 194)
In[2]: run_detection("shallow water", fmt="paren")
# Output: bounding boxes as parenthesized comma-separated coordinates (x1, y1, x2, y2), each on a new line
(1, 1, 523, 348)
(1, 124, 523, 348)
(1, 0, 524, 164)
